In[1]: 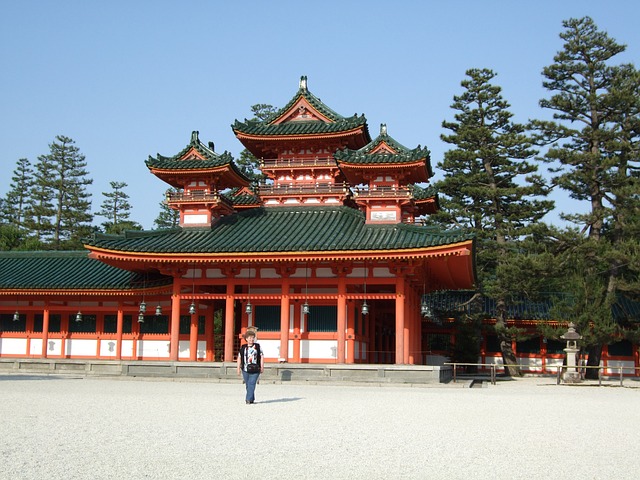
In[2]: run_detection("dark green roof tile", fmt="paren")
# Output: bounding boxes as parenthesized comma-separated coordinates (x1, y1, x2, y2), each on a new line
(85, 206, 473, 254)
(145, 131, 248, 182)
(233, 77, 370, 138)
(0, 251, 171, 290)
(408, 184, 438, 201)
(233, 116, 368, 137)
(334, 125, 433, 176)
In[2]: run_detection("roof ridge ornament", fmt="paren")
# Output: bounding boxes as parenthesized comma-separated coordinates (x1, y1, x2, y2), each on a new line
(191, 131, 199, 144)
(380, 123, 387, 135)
(299, 75, 308, 92)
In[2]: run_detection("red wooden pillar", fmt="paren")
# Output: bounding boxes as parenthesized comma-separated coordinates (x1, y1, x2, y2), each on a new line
(337, 275, 346, 363)
(293, 300, 301, 363)
(170, 280, 181, 361)
(279, 276, 291, 362)
(407, 289, 414, 365)
(60, 313, 68, 358)
(41, 308, 50, 358)
(116, 306, 123, 360)
(189, 309, 198, 361)
(346, 301, 355, 364)
(224, 281, 235, 362)
(395, 277, 405, 364)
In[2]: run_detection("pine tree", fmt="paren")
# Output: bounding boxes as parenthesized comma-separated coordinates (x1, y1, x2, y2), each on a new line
(31, 135, 93, 249)
(1, 158, 34, 229)
(531, 17, 640, 377)
(154, 189, 180, 229)
(26, 153, 56, 242)
(236, 104, 276, 184)
(96, 181, 141, 234)
(435, 68, 554, 376)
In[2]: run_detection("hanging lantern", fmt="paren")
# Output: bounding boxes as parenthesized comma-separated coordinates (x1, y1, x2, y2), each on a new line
(421, 300, 432, 318)
(302, 301, 310, 315)
(155, 305, 162, 316)
(189, 302, 196, 315)
(75, 311, 83, 322)
(361, 300, 369, 316)
(245, 301, 252, 315)
(139, 301, 147, 314)
(13, 311, 20, 322)
(138, 312, 145, 323)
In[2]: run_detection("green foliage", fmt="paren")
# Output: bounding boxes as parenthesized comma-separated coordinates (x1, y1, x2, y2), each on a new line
(28, 135, 94, 249)
(1, 158, 34, 229)
(96, 181, 142, 234)
(433, 68, 555, 375)
(435, 68, 554, 301)
(154, 189, 181, 230)
(214, 308, 224, 361)
(451, 315, 482, 364)
(236, 104, 276, 184)
(530, 17, 640, 372)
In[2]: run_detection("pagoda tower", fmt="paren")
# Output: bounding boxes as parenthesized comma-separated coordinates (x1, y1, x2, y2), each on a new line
(233, 77, 438, 224)
(233, 76, 370, 207)
(146, 131, 252, 228)
(335, 123, 438, 223)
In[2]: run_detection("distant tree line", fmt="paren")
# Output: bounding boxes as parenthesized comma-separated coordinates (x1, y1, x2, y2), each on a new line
(0, 17, 637, 377)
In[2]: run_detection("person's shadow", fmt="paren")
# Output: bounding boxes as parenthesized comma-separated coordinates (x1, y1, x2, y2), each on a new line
(256, 397, 303, 404)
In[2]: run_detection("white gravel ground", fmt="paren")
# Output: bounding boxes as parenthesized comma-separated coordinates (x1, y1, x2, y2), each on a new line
(1, 374, 639, 480)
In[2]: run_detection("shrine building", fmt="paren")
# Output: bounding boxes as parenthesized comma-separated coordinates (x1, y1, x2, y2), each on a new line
(0, 77, 476, 365)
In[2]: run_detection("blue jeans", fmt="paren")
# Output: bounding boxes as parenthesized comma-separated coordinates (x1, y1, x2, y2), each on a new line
(242, 370, 260, 403)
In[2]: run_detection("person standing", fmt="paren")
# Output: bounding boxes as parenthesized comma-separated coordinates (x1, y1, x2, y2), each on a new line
(237, 330, 264, 404)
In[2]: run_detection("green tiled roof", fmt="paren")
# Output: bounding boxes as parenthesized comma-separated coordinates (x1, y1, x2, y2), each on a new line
(423, 290, 640, 323)
(223, 187, 261, 206)
(145, 131, 247, 179)
(85, 206, 473, 255)
(232, 77, 370, 138)
(266, 76, 346, 124)
(0, 251, 171, 290)
(232, 115, 368, 137)
(408, 184, 438, 201)
(334, 126, 433, 176)
(361, 126, 413, 154)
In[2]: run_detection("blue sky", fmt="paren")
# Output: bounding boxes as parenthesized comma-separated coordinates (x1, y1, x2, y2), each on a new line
(1, 1, 638, 230)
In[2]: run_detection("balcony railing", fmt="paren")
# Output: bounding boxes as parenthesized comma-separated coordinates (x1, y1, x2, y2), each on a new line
(261, 157, 338, 169)
(352, 186, 412, 198)
(166, 191, 233, 208)
(257, 182, 349, 196)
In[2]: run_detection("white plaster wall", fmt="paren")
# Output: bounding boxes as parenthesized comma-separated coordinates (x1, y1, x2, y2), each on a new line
(605, 360, 635, 376)
(301, 339, 337, 360)
(177, 340, 207, 360)
(138, 340, 171, 359)
(30, 338, 43, 355)
(258, 339, 281, 360)
(546, 358, 564, 371)
(484, 355, 504, 367)
(0, 338, 27, 355)
(65, 339, 97, 357)
(99, 339, 119, 357)
(121, 340, 134, 358)
(518, 357, 543, 372)
(45, 339, 63, 356)
(183, 214, 208, 224)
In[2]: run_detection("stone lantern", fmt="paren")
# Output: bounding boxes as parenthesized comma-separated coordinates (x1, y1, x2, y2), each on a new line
(560, 322, 582, 383)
